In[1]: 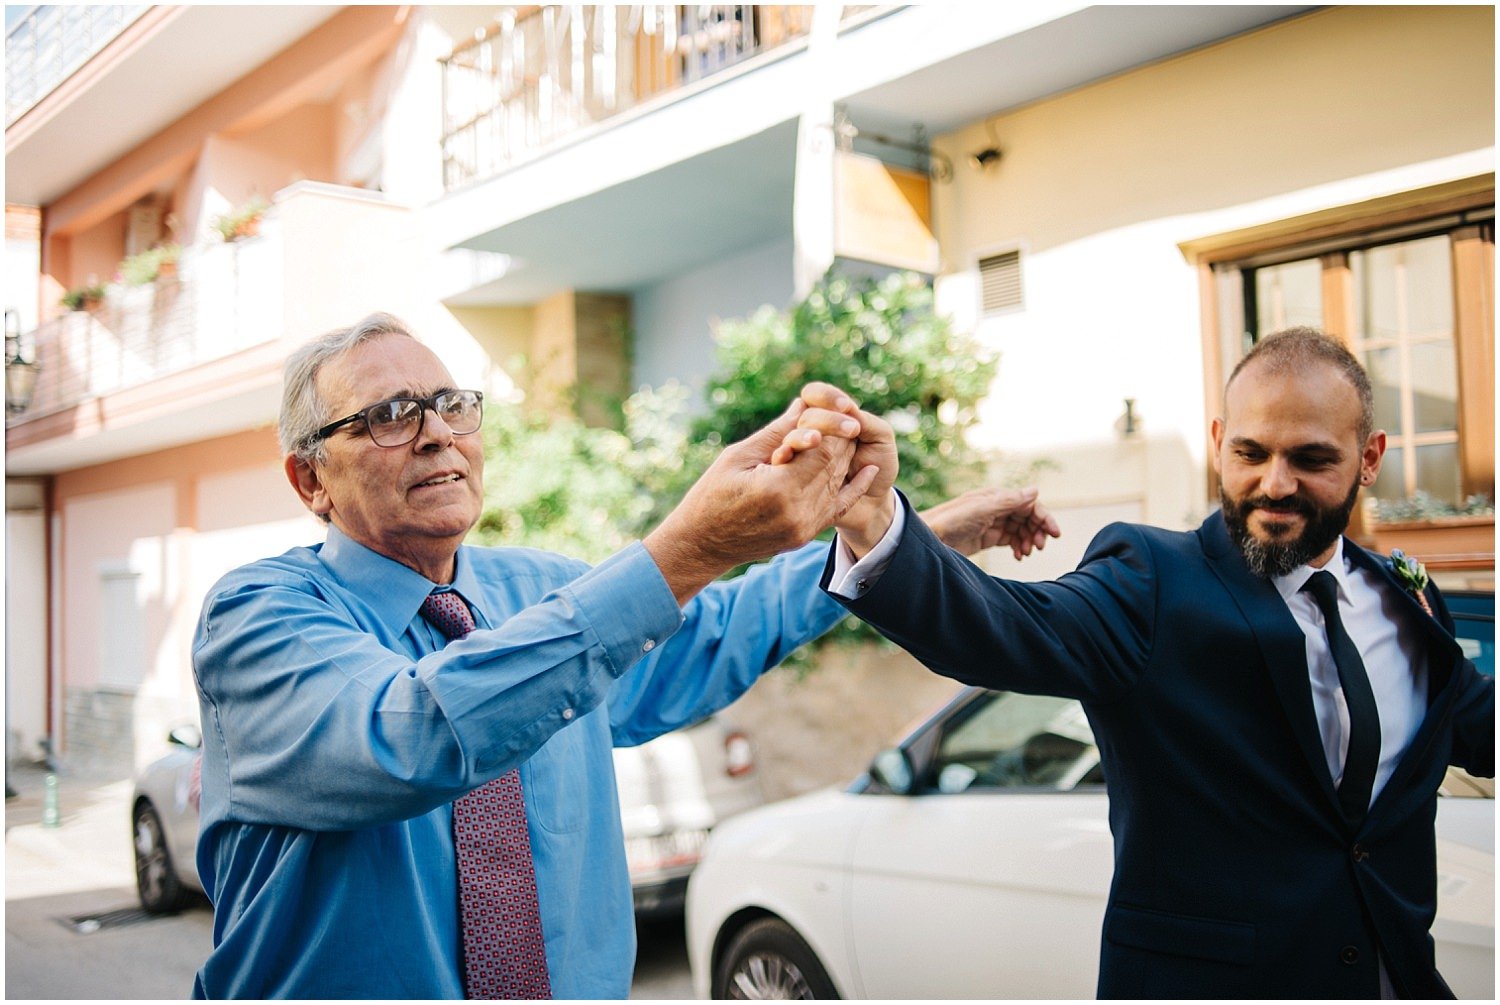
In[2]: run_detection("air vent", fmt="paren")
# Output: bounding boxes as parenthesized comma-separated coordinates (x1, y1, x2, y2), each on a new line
(979, 249, 1023, 314)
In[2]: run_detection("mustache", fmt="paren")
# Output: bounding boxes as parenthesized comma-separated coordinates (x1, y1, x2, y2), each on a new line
(1236, 494, 1316, 519)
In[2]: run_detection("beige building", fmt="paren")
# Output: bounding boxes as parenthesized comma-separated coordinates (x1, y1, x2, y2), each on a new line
(4, 5, 1492, 782)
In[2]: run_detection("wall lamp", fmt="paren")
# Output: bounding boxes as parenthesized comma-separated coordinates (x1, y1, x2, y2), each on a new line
(5, 309, 41, 415)
(970, 146, 1002, 170)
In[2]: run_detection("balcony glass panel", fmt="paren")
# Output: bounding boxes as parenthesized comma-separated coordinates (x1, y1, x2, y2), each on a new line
(5, 5, 149, 125)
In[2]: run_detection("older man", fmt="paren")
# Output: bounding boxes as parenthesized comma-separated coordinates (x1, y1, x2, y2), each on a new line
(190, 313, 1053, 999)
(811, 328, 1493, 998)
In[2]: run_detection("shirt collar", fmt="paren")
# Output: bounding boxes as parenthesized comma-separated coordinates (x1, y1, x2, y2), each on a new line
(319, 523, 488, 629)
(1272, 535, 1352, 604)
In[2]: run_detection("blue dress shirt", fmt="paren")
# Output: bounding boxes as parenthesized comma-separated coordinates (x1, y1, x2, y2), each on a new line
(190, 524, 844, 998)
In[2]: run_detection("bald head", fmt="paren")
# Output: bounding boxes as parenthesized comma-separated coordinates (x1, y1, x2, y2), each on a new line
(1225, 327, 1374, 444)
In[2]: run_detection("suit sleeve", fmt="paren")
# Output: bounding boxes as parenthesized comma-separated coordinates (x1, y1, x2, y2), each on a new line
(1424, 585, 1495, 778)
(825, 493, 1156, 704)
(1447, 664, 1494, 777)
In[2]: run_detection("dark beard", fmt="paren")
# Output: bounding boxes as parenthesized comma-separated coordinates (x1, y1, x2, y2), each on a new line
(1222, 477, 1361, 579)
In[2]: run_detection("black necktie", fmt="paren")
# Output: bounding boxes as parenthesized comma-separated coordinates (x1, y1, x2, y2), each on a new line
(1302, 570, 1381, 822)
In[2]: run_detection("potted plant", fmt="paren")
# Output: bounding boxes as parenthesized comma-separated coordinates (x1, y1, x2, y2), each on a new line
(59, 279, 108, 311)
(117, 244, 182, 286)
(211, 197, 269, 243)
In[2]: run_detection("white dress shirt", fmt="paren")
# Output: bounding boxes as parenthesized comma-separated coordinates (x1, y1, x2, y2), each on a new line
(1272, 536, 1429, 809)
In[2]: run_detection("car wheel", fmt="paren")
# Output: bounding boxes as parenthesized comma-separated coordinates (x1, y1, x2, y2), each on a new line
(133, 801, 190, 914)
(714, 918, 839, 1000)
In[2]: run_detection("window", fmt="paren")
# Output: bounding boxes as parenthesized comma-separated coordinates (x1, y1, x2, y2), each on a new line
(929, 691, 1101, 793)
(1195, 180, 1494, 522)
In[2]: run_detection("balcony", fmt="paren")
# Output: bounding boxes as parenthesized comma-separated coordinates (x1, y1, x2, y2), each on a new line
(11, 238, 283, 427)
(439, 5, 881, 191)
(5, 4, 149, 126)
(5, 182, 414, 474)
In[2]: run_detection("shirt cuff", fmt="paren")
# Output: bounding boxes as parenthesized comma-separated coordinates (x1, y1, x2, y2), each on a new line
(562, 541, 686, 675)
(827, 493, 906, 599)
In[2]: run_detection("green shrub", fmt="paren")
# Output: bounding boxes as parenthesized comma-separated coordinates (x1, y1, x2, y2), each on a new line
(1374, 490, 1494, 523)
(59, 281, 108, 311)
(117, 244, 180, 286)
(694, 270, 996, 511)
(473, 269, 1000, 663)
(212, 197, 269, 242)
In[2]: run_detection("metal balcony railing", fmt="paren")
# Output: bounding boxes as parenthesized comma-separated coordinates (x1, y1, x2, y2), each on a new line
(7, 239, 283, 425)
(5, 4, 149, 126)
(439, 5, 881, 191)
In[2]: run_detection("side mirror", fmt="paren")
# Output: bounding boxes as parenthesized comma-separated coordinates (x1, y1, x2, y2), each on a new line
(168, 723, 202, 750)
(869, 748, 915, 795)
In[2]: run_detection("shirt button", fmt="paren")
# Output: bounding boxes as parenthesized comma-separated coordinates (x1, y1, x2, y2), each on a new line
(1340, 946, 1360, 965)
(561, 708, 575, 721)
(1352, 844, 1369, 862)
(856, 578, 869, 594)
(642, 639, 656, 652)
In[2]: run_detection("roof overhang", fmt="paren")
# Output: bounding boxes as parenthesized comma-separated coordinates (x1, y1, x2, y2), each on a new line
(5, 5, 342, 206)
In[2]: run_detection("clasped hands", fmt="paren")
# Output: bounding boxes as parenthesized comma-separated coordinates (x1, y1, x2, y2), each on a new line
(643, 381, 1059, 606)
(773, 382, 1060, 561)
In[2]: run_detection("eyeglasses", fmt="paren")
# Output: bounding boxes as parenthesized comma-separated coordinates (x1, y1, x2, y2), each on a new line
(312, 389, 484, 448)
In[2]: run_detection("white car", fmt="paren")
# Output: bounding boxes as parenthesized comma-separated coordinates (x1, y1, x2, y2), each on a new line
(686, 683, 1495, 999)
(131, 715, 763, 916)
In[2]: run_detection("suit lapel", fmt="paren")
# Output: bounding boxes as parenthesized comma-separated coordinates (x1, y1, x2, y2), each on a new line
(1343, 541, 1461, 697)
(1197, 512, 1341, 809)
(1343, 539, 1464, 819)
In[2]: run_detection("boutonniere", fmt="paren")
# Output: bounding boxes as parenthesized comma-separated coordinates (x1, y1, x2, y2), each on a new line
(1388, 549, 1434, 616)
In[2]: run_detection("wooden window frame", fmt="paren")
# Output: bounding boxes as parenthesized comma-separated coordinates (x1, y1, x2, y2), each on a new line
(1182, 175, 1495, 560)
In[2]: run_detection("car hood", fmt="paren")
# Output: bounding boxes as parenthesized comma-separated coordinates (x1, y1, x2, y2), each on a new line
(698, 785, 866, 868)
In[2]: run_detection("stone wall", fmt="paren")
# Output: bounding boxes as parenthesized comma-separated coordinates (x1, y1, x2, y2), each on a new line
(61, 687, 137, 776)
(720, 643, 964, 802)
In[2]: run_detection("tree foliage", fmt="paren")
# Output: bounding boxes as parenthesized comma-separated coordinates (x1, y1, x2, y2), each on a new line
(694, 270, 996, 511)
(472, 270, 998, 603)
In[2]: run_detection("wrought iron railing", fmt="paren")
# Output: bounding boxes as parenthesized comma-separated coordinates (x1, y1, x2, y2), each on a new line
(8, 240, 283, 424)
(440, 6, 886, 190)
(5, 4, 149, 126)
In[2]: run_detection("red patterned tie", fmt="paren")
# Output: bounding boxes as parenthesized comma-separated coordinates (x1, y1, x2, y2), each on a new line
(420, 590, 552, 1000)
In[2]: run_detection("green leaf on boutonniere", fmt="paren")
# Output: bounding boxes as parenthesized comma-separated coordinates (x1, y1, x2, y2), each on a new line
(1388, 549, 1433, 616)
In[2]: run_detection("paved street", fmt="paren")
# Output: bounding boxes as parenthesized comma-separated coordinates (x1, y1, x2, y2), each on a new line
(5, 764, 692, 999)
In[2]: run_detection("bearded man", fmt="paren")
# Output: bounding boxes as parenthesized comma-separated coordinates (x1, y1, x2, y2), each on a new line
(804, 327, 1494, 998)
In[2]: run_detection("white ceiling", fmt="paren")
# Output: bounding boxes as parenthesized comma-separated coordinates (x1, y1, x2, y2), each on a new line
(5, 5, 342, 206)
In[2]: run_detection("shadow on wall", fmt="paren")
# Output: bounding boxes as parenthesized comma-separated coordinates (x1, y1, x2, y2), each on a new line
(938, 6, 1494, 257)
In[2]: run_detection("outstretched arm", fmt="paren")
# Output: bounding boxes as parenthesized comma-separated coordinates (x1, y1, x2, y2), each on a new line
(919, 485, 1060, 560)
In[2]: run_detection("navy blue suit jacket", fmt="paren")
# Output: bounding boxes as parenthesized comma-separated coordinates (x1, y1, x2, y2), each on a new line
(825, 497, 1493, 998)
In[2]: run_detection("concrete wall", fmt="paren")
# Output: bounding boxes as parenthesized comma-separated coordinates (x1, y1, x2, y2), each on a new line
(932, 5, 1494, 539)
(49, 430, 311, 772)
(632, 236, 794, 398)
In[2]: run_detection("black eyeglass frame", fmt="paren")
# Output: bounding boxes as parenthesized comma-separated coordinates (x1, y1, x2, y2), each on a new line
(310, 389, 485, 448)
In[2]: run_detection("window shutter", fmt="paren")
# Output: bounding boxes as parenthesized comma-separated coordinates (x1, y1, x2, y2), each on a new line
(979, 249, 1023, 314)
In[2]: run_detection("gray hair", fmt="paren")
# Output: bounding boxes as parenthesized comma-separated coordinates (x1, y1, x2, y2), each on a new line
(280, 312, 418, 463)
(1226, 326, 1375, 443)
